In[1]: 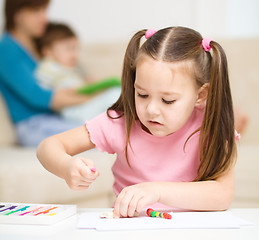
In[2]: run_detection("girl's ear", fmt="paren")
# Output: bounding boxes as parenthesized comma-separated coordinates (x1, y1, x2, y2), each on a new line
(195, 83, 209, 107)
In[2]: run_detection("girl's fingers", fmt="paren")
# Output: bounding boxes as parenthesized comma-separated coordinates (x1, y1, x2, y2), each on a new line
(82, 158, 97, 175)
(114, 184, 155, 218)
(113, 190, 126, 218)
(79, 163, 92, 177)
(79, 179, 93, 185)
(82, 158, 94, 167)
(76, 185, 90, 191)
(119, 193, 135, 217)
(72, 181, 92, 191)
(79, 163, 98, 180)
(127, 194, 142, 217)
(136, 197, 148, 213)
(68, 176, 93, 189)
(114, 188, 143, 218)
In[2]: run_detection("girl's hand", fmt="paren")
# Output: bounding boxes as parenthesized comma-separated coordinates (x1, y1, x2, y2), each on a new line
(63, 156, 99, 191)
(113, 182, 160, 218)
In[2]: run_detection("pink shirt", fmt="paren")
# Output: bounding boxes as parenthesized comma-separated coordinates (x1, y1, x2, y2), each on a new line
(86, 107, 204, 202)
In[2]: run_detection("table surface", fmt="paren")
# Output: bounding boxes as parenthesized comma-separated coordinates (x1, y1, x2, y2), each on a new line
(0, 208, 259, 240)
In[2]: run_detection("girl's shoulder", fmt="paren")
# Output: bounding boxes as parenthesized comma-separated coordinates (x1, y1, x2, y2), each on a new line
(103, 110, 126, 130)
(86, 110, 125, 129)
(85, 110, 126, 154)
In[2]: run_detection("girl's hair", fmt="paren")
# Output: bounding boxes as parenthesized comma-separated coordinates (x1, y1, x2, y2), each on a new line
(108, 26, 237, 181)
(37, 22, 76, 57)
(4, 0, 50, 31)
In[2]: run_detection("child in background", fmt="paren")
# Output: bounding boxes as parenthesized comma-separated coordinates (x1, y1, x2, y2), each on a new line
(36, 22, 85, 88)
(36, 22, 121, 122)
(37, 27, 240, 218)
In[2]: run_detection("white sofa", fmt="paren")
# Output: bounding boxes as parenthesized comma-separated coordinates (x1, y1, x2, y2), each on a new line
(0, 39, 259, 208)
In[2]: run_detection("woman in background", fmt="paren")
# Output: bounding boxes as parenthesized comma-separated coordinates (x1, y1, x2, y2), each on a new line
(0, 0, 99, 147)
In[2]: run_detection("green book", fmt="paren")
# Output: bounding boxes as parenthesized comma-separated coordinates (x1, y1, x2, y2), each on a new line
(77, 77, 121, 95)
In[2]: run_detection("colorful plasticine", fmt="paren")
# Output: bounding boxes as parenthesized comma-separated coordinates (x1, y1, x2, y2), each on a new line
(146, 208, 172, 220)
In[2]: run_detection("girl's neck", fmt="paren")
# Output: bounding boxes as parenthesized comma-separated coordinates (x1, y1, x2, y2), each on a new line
(10, 29, 40, 59)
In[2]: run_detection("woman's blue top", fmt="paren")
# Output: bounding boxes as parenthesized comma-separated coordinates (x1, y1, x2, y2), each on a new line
(0, 32, 53, 123)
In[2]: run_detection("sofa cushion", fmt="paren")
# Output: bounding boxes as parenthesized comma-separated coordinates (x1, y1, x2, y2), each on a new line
(220, 38, 259, 144)
(0, 146, 116, 206)
(233, 144, 259, 207)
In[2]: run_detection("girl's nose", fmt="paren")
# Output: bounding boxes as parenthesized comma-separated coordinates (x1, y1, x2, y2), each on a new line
(146, 100, 160, 116)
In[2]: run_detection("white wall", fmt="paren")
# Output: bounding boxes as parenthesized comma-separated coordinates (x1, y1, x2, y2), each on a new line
(47, 0, 259, 43)
(47, 0, 229, 43)
(47, 0, 198, 43)
(0, 0, 3, 33)
(227, 0, 259, 37)
(0, 0, 259, 43)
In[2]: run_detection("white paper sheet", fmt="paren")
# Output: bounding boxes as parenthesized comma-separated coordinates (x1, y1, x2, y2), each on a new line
(77, 210, 253, 231)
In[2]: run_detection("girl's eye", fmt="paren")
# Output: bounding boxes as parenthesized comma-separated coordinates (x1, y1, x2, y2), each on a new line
(162, 99, 176, 104)
(137, 93, 148, 98)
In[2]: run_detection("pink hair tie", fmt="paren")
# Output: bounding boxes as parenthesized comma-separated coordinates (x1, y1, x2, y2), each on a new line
(202, 38, 213, 52)
(145, 29, 157, 39)
(235, 130, 241, 141)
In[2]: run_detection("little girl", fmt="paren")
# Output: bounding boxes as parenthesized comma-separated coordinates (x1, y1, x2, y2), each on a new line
(37, 26, 239, 218)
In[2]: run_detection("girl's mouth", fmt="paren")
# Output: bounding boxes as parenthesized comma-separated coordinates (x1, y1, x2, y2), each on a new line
(148, 120, 163, 126)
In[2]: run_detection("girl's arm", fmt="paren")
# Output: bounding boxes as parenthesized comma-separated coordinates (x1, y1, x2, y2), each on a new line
(113, 168, 235, 218)
(157, 168, 235, 210)
(37, 125, 98, 191)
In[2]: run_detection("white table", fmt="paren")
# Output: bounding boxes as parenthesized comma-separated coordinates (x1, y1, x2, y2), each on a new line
(0, 208, 258, 240)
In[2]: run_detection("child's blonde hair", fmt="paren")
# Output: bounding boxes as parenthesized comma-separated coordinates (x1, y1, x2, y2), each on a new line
(108, 26, 237, 181)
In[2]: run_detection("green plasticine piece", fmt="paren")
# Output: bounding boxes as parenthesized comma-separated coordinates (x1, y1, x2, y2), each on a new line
(77, 77, 121, 95)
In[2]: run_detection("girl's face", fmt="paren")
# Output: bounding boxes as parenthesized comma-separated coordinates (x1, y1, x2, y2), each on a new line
(14, 6, 48, 38)
(135, 56, 201, 137)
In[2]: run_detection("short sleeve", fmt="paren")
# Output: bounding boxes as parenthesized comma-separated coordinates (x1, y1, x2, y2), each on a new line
(85, 111, 119, 154)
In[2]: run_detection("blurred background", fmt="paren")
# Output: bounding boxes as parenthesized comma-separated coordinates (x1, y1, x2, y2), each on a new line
(0, 0, 258, 208)
(1, 0, 259, 42)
